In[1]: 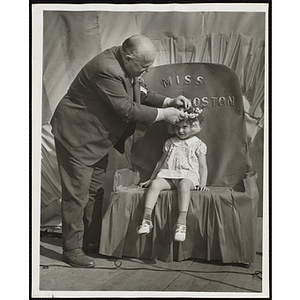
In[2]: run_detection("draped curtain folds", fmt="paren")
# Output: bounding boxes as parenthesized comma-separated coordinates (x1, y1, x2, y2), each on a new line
(43, 11, 265, 125)
(153, 33, 265, 121)
(41, 124, 61, 206)
(40, 11, 265, 222)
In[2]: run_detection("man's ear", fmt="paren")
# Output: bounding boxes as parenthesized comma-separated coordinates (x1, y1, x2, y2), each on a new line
(124, 55, 132, 62)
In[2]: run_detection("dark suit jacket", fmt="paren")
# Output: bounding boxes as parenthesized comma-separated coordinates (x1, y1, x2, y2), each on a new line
(51, 46, 166, 165)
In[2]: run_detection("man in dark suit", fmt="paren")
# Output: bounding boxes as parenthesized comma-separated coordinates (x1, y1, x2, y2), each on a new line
(51, 34, 190, 268)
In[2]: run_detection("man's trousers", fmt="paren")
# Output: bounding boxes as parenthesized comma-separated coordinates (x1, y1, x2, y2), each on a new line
(54, 138, 108, 251)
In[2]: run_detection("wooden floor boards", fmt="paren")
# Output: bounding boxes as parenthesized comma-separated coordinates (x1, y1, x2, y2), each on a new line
(38, 234, 263, 294)
(164, 260, 233, 292)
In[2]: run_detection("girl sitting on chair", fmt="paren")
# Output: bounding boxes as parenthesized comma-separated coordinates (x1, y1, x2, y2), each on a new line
(138, 107, 209, 242)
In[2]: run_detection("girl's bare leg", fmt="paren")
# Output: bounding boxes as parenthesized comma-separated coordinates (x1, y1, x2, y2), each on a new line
(174, 178, 194, 242)
(143, 178, 174, 218)
(177, 178, 194, 225)
(138, 178, 174, 235)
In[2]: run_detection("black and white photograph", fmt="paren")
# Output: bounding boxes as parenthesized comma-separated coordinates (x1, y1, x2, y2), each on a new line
(30, 2, 270, 298)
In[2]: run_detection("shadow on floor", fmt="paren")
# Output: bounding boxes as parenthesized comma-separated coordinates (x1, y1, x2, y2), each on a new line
(40, 245, 63, 262)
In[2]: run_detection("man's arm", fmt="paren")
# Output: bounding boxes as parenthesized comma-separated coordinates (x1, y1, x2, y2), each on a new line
(92, 74, 161, 125)
(91, 68, 190, 126)
(139, 75, 191, 109)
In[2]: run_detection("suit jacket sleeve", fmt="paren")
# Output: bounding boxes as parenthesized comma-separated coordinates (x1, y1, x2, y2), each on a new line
(139, 78, 167, 108)
(89, 70, 165, 126)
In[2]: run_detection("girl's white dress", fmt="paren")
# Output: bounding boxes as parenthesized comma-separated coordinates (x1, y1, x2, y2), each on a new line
(156, 135, 207, 187)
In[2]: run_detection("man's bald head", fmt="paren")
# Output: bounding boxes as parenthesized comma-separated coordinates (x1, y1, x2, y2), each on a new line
(121, 35, 157, 77)
(122, 35, 156, 63)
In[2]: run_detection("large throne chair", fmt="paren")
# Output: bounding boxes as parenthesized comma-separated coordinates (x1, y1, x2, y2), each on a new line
(99, 63, 259, 265)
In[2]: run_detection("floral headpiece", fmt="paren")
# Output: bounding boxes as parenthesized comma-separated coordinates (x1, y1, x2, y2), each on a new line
(184, 107, 203, 119)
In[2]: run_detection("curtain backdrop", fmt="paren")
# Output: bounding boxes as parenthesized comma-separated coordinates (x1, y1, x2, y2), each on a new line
(40, 11, 265, 224)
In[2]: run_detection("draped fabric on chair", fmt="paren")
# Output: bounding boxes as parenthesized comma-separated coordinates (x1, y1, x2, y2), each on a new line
(100, 173, 259, 263)
(40, 11, 265, 228)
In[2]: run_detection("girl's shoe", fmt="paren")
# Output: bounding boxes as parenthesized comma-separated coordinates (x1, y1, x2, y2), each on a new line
(174, 224, 186, 242)
(137, 219, 153, 235)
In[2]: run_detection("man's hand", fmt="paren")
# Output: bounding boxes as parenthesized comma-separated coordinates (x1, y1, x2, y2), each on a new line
(156, 107, 188, 124)
(163, 96, 192, 110)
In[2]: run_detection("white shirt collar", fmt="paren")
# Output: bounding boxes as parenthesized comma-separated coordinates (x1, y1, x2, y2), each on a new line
(171, 135, 199, 146)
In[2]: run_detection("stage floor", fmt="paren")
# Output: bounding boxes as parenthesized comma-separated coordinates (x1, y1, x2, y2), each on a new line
(38, 232, 263, 295)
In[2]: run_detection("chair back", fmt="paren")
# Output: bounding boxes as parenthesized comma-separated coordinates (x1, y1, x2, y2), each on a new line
(131, 63, 252, 187)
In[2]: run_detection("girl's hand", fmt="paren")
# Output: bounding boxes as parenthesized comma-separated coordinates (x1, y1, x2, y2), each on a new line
(195, 185, 209, 191)
(139, 180, 152, 188)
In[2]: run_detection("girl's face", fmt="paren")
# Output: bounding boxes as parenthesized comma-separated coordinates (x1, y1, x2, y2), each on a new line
(174, 120, 193, 140)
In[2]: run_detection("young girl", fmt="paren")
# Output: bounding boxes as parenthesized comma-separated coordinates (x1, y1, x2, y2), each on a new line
(137, 108, 209, 242)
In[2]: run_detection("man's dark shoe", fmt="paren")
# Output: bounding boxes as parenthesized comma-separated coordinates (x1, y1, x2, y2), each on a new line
(62, 248, 95, 268)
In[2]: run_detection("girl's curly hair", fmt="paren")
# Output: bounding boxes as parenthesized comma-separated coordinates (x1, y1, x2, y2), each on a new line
(167, 113, 204, 135)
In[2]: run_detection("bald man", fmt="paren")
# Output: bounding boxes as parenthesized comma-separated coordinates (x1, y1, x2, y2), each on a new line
(51, 34, 191, 268)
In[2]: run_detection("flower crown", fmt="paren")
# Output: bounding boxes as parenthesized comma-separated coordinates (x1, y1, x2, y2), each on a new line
(184, 107, 203, 119)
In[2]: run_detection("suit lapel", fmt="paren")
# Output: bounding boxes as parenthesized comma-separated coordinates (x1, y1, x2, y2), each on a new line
(133, 78, 140, 104)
